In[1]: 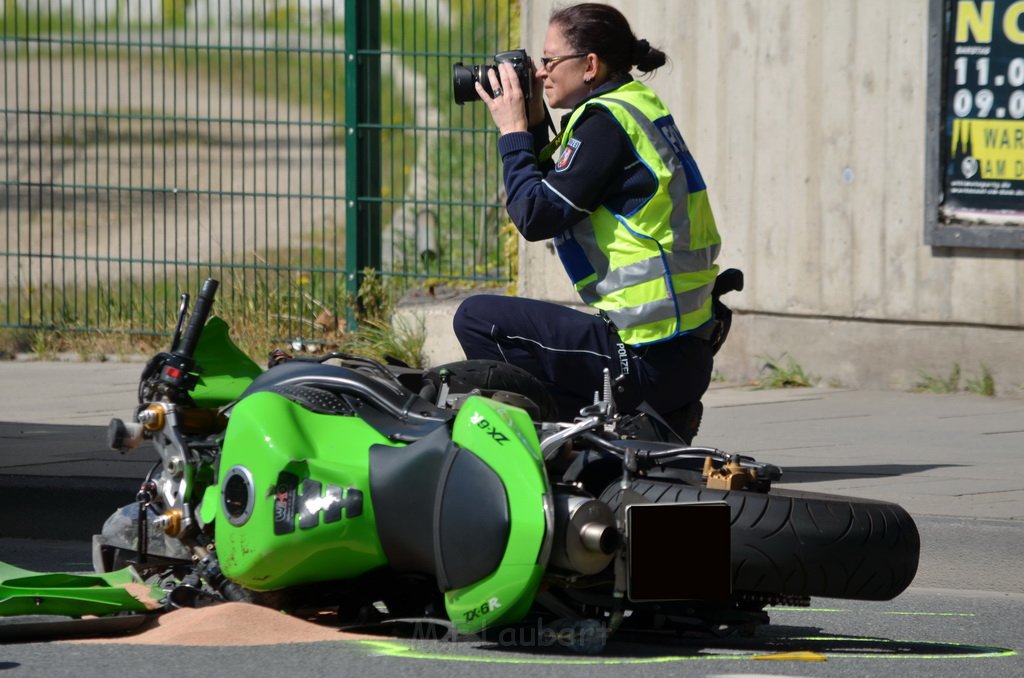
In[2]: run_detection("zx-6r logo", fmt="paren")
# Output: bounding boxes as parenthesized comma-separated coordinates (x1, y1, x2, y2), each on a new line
(463, 597, 502, 623)
(469, 412, 508, 446)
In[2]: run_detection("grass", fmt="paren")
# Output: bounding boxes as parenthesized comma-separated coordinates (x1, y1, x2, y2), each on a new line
(0, 268, 427, 368)
(966, 365, 996, 397)
(339, 313, 426, 368)
(332, 268, 426, 368)
(751, 354, 814, 390)
(199, 269, 428, 368)
(915, 363, 996, 397)
(0, 329, 33, 360)
(914, 364, 962, 394)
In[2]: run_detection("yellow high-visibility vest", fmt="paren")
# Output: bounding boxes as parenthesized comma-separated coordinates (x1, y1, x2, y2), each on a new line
(553, 81, 721, 345)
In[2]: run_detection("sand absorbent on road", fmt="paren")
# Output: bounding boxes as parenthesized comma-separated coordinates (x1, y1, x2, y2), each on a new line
(66, 603, 373, 646)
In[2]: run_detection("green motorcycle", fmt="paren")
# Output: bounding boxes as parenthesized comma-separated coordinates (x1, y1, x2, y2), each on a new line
(52, 277, 918, 649)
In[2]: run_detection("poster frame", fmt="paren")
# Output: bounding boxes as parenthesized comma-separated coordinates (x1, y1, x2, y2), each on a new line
(925, 0, 1024, 250)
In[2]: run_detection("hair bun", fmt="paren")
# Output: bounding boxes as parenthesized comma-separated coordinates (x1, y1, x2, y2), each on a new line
(631, 38, 650, 64)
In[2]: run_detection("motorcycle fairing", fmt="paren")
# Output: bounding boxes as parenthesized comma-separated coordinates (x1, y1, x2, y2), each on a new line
(443, 397, 550, 634)
(207, 390, 551, 634)
(0, 561, 161, 617)
(189, 316, 262, 408)
(210, 391, 392, 590)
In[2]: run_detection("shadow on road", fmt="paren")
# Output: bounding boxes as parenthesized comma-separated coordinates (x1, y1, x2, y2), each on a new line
(0, 420, 158, 541)
(778, 463, 963, 483)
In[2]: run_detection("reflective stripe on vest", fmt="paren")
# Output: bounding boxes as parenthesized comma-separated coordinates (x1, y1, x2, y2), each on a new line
(554, 82, 721, 345)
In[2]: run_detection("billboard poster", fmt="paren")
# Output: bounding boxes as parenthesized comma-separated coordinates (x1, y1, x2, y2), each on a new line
(942, 0, 1024, 221)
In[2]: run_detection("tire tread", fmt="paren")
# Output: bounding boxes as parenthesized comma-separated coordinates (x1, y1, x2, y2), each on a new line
(600, 479, 919, 600)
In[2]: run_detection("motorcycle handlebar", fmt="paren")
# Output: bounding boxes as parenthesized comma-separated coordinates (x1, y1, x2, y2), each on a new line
(175, 278, 219, 358)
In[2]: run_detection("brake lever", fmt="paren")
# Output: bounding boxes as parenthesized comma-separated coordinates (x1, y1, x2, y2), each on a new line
(539, 416, 603, 460)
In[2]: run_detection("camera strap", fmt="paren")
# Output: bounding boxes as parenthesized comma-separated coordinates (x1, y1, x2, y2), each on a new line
(539, 136, 561, 163)
(538, 106, 561, 163)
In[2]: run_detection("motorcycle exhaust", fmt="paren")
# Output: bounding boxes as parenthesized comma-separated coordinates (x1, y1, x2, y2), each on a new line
(549, 491, 619, 576)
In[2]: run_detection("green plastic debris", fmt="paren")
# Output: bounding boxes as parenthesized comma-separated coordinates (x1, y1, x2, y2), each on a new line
(0, 561, 163, 618)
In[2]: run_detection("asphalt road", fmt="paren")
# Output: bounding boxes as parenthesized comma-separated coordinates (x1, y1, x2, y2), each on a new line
(1, 518, 1021, 677)
(0, 541, 1021, 678)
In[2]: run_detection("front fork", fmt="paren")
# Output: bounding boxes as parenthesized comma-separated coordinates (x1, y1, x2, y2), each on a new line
(116, 402, 247, 606)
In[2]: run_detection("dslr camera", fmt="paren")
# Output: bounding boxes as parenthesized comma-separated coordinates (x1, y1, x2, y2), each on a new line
(453, 49, 533, 105)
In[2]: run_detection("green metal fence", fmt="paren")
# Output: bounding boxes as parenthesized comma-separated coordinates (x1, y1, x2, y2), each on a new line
(1, 0, 518, 343)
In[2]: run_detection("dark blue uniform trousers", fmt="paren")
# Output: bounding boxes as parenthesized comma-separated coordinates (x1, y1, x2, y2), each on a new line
(453, 294, 713, 421)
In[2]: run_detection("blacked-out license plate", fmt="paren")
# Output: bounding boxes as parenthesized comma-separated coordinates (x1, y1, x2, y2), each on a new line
(626, 501, 731, 602)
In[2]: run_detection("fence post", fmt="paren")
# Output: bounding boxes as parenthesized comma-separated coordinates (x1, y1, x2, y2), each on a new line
(345, 0, 382, 326)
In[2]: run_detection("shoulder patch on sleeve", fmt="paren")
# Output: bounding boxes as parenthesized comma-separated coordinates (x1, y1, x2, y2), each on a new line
(554, 137, 582, 172)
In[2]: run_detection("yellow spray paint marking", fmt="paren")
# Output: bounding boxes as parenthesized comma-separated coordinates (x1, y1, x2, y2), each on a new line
(357, 640, 733, 665)
(773, 607, 976, 617)
(358, 637, 1016, 665)
(752, 650, 827, 662)
(884, 611, 976, 617)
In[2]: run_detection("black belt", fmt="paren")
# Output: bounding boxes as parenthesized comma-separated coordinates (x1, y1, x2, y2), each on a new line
(686, 318, 720, 342)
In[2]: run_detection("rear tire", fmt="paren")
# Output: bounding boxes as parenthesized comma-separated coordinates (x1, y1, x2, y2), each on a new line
(600, 479, 919, 601)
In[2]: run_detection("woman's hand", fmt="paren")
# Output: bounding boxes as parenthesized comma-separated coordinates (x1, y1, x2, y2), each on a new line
(476, 62, 529, 136)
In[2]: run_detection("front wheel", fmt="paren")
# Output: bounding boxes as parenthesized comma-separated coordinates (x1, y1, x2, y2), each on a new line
(600, 479, 919, 601)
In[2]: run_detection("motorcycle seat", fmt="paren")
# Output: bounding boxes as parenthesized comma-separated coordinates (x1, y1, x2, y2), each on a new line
(242, 361, 454, 442)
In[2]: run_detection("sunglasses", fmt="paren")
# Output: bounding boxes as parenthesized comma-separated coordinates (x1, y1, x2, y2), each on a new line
(540, 53, 588, 69)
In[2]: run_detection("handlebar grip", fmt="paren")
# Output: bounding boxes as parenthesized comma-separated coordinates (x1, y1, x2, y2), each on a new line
(175, 278, 219, 358)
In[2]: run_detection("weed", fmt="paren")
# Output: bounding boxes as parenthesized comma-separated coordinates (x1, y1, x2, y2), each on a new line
(333, 268, 427, 367)
(0, 328, 33, 359)
(500, 222, 520, 295)
(914, 364, 996, 396)
(30, 330, 55, 360)
(966, 365, 996, 397)
(914, 364, 962, 394)
(354, 269, 390, 326)
(752, 354, 814, 389)
(221, 268, 427, 368)
(342, 314, 426, 369)
(2, 268, 426, 368)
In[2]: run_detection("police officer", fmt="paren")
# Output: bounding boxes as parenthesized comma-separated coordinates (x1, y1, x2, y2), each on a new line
(454, 3, 721, 430)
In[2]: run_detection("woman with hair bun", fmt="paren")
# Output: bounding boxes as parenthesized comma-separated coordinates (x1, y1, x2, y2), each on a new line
(454, 3, 722, 439)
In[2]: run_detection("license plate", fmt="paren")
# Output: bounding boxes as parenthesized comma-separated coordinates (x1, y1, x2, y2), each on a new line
(626, 501, 731, 601)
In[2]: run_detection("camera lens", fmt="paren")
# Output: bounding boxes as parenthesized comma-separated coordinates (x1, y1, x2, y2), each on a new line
(453, 63, 491, 105)
(452, 51, 530, 105)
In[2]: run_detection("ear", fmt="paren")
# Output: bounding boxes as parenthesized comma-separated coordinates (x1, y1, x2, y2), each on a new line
(584, 53, 601, 81)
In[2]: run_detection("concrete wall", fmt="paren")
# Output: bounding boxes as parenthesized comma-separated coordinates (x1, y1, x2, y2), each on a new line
(508, 0, 1024, 396)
